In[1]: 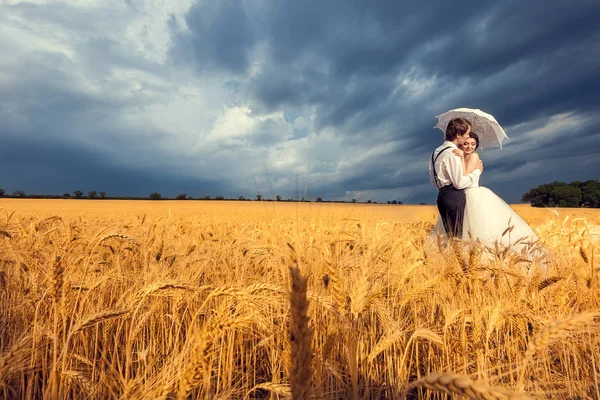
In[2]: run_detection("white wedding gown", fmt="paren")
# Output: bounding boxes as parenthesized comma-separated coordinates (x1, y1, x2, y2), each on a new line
(433, 172, 539, 253)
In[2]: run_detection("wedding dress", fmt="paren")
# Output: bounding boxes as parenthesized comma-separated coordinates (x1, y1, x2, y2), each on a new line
(433, 171, 539, 253)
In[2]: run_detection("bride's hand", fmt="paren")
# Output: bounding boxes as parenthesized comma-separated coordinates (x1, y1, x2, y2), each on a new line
(453, 149, 464, 159)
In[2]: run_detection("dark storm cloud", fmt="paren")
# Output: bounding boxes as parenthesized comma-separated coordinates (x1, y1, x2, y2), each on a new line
(170, 0, 256, 74)
(0, 134, 225, 198)
(242, 0, 600, 133)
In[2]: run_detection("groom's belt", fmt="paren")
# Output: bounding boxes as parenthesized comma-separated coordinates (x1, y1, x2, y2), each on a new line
(438, 185, 464, 193)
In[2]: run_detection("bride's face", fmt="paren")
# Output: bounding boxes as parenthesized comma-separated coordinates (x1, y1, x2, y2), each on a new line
(462, 138, 477, 155)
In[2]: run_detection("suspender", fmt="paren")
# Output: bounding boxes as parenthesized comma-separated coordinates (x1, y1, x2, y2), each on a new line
(431, 146, 452, 190)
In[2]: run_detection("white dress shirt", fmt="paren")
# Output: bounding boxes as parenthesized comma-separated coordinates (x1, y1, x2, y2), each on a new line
(429, 141, 481, 190)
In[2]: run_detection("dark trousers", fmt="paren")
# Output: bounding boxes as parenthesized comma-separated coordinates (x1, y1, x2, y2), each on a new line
(437, 185, 466, 238)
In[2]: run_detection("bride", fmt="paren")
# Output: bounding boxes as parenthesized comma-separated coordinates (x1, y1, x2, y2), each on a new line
(433, 132, 539, 253)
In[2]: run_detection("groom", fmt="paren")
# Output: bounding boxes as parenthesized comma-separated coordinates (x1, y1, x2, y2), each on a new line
(430, 117, 483, 238)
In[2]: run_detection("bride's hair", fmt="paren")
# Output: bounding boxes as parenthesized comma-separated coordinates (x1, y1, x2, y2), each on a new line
(445, 118, 472, 141)
(469, 132, 480, 149)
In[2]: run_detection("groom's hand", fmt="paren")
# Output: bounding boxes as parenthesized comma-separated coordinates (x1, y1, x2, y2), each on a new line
(477, 160, 484, 172)
(452, 149, 464, 159)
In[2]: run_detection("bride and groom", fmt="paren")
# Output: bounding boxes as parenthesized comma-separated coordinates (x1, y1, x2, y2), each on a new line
(430, 117, 538, 252)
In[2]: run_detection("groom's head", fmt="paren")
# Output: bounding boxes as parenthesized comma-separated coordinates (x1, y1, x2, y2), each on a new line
(445, 118, 472, 144)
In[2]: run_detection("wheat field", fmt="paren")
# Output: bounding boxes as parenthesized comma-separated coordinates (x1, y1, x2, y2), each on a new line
(0, 199, 599, 399)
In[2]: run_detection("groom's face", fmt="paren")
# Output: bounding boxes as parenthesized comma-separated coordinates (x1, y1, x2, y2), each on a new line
(457, 127, 471, 145)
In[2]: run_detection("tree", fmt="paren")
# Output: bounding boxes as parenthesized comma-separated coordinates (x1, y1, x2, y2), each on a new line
(73, 190, 83, 199)
(351, 198, 357, 203)
(316, 197, 323, 202)
(62, 193, 70, 198)
(578, 180, 600, 207)
(276, 195, 282, 201)
(256, 194, 262, 201)
(215, 196, 225, 200)
(99, 191, 106, 199)
(391, 200, 397, 204)
(149, 192, 162, 200)
(203, 196, 211, 200)
(0, 188, 4, 196)
(175, 193, 187, 200)
(550, 185, 581, 207)
(238, 196, 245, 201)
(367, 200, 372, 204)
(12, 190, 26, 198)
(88, 190, 97, 199)
(522, 180, 599, 208)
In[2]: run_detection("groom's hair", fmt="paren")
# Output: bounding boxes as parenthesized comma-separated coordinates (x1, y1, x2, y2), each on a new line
(445, 118, 472, 141)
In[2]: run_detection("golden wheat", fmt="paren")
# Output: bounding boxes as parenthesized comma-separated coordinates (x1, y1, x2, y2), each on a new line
(0, 199, 598, 398)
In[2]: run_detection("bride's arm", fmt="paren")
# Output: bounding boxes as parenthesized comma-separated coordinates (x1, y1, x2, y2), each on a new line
(463, 152, 481, 175)
(451, 149, 469, 172)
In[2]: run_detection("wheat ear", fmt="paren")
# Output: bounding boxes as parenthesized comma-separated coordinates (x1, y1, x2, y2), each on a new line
(51, 255, 65, 301)
(0, 336, 31, 382)
(350, 265, 369, 319)
(289, 265, 313, 400)
(404, 372, 531, 399)
(537, 277, 563, 291)
(62, 370, 93, 393)
(99, 233, 141, 246)
(324, 245, 345, 313)
(178, 315, 258, 398)
(245, 382, 291, 399)
(519, 310, 599, 389)
(70, 309, 130, 336)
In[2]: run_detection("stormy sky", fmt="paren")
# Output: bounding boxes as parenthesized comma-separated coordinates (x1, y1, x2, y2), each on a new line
(1, 0, 599, 203)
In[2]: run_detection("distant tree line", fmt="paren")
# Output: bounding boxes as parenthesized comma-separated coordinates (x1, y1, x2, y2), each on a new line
(522, 180, 600, 208)
(0, 187, 411, 204)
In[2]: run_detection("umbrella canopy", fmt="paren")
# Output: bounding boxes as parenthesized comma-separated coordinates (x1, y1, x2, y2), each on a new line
(434, 108, 509, 149)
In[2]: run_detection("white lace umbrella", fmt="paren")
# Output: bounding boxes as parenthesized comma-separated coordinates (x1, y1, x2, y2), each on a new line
(434, 108, 509, 149)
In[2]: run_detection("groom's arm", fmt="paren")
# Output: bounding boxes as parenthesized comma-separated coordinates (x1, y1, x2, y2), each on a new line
(446, 153, 481, 189)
